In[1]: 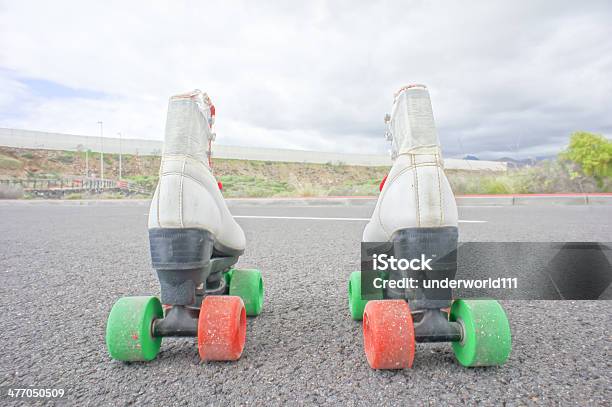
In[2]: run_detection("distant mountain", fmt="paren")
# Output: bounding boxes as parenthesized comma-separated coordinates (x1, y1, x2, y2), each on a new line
(495, 157, 533, 167)
(494, 155, 557, 167)
(535, 154, 557, 161)
(457, 154, 558, 167)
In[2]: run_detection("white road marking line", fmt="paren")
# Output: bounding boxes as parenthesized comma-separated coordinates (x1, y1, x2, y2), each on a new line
(234, 215, 369, 221)
(233, 215, 486, 223)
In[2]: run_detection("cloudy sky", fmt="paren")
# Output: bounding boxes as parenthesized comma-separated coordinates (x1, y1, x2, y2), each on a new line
(1, 0, 611, 159)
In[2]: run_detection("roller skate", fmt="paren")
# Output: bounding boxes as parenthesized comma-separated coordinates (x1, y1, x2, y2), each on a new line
(106, 90, 263, 362)
(348, 85, 511, 369)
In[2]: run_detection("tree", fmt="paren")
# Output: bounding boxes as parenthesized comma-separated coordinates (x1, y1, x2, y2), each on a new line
(560, 131, 611, 187)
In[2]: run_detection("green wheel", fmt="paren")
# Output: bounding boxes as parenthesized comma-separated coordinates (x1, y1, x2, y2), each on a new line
(106, 296, 163, 362)
(228, 269, 264, 316)
(348, 271, 383, 320)
(450, 299, 512, 367)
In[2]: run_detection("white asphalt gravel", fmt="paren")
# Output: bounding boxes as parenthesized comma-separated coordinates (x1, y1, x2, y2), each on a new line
(0, 201, 610, 406)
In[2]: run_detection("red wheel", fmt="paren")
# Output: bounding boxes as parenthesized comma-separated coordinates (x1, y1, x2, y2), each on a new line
(198, 296, 246, 361)
(363, 300, 415, 369)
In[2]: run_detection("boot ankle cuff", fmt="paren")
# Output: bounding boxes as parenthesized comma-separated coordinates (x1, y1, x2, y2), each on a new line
(396, 144, 440, 155)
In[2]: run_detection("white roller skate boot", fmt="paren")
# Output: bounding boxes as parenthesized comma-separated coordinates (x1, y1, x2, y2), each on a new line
(363, 84, 458, 309)
(149, 90, 245, 260)
(105, 90, 263, 364)
(354, 85, 510, 370)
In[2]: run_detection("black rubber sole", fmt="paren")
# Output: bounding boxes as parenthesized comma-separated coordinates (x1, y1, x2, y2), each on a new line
(149, 228, 214, 270)
(388, 226, 458, 310)
(148, 228, 213, 305)
(148, 228, 241, 306)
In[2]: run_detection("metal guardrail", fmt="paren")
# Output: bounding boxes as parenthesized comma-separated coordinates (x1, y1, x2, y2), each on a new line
(0, 178, 150, 196)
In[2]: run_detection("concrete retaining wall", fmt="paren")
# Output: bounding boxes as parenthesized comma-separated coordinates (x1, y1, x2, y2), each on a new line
(0, 127, 163, 156)
(456, 194, 612, 206)
(0, 127, 508, 171)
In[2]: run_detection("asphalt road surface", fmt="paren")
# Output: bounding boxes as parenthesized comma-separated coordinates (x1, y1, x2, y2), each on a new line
(0, 200, 610, 406)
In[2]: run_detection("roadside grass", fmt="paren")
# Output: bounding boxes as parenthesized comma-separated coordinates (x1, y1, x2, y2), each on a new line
(219, 175, 293, 197)
(125, 175, 158, 191)
(98, 192, 125, 199)
(65, 193, 83, 200)
(328, 178, 381, 196)
(447, 161, 611, 194)
(1, 144, 609, 198)
(52, 151, 76, 164)
(64, 191, 143, 200)
(0, 154, 23, 170)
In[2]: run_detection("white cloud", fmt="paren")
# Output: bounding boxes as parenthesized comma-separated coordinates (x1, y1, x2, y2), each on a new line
(1, 0, 611, 158)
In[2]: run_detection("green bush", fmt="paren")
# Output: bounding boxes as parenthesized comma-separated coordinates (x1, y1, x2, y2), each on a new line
(559, 131, 611, 187)
(481, 179, 512, 194)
